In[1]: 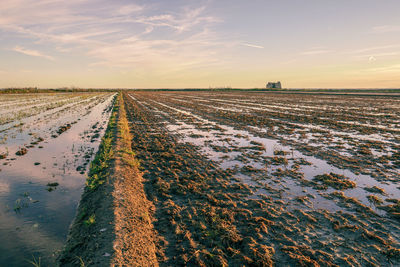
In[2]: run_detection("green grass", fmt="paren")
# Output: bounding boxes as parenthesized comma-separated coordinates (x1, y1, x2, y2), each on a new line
(84, 214, 96, 226)
(26, 255, 41, 267)
(85, 102, 117, 191)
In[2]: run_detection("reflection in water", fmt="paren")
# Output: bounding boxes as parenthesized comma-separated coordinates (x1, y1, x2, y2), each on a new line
(0, 93, 115, 266)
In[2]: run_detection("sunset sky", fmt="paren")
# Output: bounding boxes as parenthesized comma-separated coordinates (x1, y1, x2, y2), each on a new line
(0, 0, 399, 89)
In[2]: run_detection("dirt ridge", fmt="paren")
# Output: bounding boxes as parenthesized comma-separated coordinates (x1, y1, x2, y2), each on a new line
(111, 93, 158, 266)
(58, 93, 158, 266)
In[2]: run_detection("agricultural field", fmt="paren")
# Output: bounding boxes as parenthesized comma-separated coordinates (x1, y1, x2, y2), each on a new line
(120, 91, 400, 266)
(1, 90, 400, 266)
(0, 91, 116, 266)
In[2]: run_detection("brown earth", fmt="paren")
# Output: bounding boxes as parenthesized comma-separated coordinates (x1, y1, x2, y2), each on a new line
(58, 94, 158, 266)
(124, 91, 400, 266)
(59, 91, 400, 266)
(111, 93, 158, 266)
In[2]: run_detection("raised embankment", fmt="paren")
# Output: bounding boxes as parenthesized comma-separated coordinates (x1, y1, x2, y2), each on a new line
(59, 93, 158, 266)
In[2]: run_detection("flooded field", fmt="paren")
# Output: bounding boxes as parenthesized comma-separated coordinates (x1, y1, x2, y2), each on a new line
(2, 90, 400, 266)
(0, 92, 116, 266)
(123, 91, 400, 266)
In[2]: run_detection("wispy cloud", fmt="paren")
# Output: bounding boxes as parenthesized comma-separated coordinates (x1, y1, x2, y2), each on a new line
(364, 64, 400, 73)
(133, 6, 221, 33)
(372, 25, 400, 33)
(117, 4, 144, 16)
(87, 28, 225, 72)
(241, 43, 264, 49)
(0, 0, 225, 72)
(12, 46, 54, 60)
(347, 45, 400, 62)
(349, 44, 400, 54)
(300, 49, 332, 55)
(352, 52, 399, 61)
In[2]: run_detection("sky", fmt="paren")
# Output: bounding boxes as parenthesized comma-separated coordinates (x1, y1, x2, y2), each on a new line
(0, 0, 400, 89)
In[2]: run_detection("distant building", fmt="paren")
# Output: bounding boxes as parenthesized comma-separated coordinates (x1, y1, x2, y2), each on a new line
(266, 81, 282, 89)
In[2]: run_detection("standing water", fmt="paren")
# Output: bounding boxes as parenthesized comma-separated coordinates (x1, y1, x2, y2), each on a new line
(0, 93, 115, 266)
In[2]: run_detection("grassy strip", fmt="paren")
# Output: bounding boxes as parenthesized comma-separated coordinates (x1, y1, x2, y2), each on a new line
(85, 109, 116, 190)
(116, 93, 136, 160)
(58, 94, 119, 266)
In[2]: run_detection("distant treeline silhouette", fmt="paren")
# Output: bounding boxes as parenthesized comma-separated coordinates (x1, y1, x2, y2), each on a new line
(1, 87, 399, 94)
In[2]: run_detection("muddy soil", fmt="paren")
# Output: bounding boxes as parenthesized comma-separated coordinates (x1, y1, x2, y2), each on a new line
(124, 91, 400, 266)
(7, 90, 398, 266)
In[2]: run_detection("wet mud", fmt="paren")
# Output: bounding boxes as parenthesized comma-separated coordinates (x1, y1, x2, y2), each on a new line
(124, 91, 400, 266)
